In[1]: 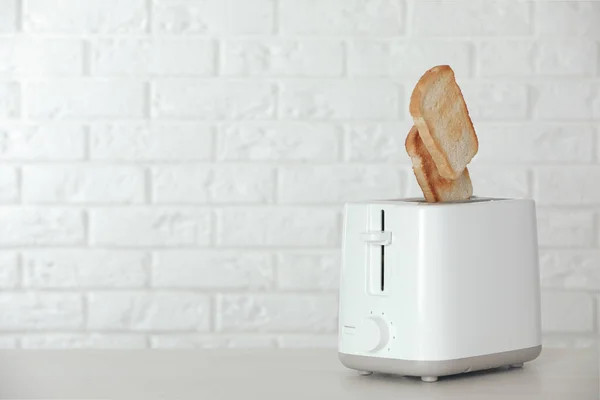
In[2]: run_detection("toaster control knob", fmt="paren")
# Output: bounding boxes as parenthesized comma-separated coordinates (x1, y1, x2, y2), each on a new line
(359, 316, 390, 352)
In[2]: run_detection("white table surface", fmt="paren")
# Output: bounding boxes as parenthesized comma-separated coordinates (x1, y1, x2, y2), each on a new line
(0, 347, 597, 399)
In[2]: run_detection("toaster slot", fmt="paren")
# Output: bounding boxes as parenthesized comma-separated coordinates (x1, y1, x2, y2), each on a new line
(365, 209, 388, 295)
(380, 210, 385, 292)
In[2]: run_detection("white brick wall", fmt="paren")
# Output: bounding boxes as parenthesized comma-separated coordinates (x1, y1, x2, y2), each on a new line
(0, 0, 598, 349)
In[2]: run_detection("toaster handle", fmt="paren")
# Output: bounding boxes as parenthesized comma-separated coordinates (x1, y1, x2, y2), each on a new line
(360, 231, 392, 246)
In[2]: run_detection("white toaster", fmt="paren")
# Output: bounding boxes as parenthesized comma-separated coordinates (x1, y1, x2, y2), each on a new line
(338, 197, 542, 382)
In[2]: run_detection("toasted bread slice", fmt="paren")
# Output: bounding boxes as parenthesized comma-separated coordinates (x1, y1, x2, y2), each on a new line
(409, 65, 478, 180)
(406, 125, 472, 203)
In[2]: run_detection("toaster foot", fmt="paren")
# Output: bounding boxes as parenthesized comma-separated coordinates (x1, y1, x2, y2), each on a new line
(358, 371, 373, 376)
(509, 363, 524, 368)
(421, 376, 438, 383)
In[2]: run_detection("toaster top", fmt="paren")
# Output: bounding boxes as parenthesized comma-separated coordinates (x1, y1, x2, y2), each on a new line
(347, 196, 527, 206)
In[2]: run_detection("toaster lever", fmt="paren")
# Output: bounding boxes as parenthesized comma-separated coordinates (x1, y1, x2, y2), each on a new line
(361, 231, 391, 246)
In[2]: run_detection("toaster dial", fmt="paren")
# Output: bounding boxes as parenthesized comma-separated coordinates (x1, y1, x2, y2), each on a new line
(359, 316, 390, 352)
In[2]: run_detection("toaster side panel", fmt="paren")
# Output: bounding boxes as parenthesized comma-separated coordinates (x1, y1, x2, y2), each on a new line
(413, 199, 542, 360)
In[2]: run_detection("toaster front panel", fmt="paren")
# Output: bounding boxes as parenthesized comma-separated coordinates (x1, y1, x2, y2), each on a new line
(338, 203, 423, 360)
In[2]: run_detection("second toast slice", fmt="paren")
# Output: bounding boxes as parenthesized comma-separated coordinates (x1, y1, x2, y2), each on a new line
(406, 125, 473, 203)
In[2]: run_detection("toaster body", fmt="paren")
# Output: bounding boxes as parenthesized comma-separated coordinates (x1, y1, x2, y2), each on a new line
(338, 197, 542, 381)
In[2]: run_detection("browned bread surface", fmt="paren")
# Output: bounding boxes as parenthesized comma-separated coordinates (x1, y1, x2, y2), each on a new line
(405, 125, 473, 203)
(409, 65, 478, 180)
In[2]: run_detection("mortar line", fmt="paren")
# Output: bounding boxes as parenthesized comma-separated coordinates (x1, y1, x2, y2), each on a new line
(146, 0, 152, 34)
(594, 295, 599, 334)
(210, 124, 218, 162)
(592, 126, 598, 163)
(210, 207, 217, 248)
(15, 164, 22, 205)
(210, 294, 217, 333)
(527, 167, 534, 198)
(146, 249, 155, 290)
(144, 81, 152, 119)
(272, 0, 279, 35)
(16, 0, 23, 32)
(339, 123, 347, 162)
(341, 40, 348, 78)
(403, 0, 413, 38)
(529, 0, 536, 38)
(82, 40, 91, 76)
(271, 251, 279, 290)
(594, 212, 599, 249)
(83, 125, 90, 161)
(83, 209, 90, 247)
(15, 251, 22, 289)
(214, 39, 220, 76)
(82, 292, 89, 332)
(145, 166, 152, 204)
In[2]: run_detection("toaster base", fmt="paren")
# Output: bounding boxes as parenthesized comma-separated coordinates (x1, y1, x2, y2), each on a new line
(339, 345, 541, 381)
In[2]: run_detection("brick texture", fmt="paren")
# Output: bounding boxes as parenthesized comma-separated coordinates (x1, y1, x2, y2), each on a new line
(278, 165, 402, 203)
(279, 0, 404, 35)
(0, 123, 85, 160)
(277, 252, 340, 290)
(222, 40, 343, 77)
(23, 0, 147, 33)
(23, 250, 149, 288)
(23, 165, 145, 204)
(0, 208, 85, 246)
(0, 252, 19, 288)
(216, 208, 340, 247)
(348, 40, 472, 78)
(152, 166, 274, 204)
(280, 80, 401, 120)
(217, 123, 340, 161)
(92, 39, 214, 76)
(413, 1, 531, 36)
(541, 291, 594, 333)
(26, 80, 144, 119)
(90, 123, 212, 161)
(152, 251, 274, 289)
(0, 82, 19, 118)
(90, 208, 211, 247)
(152, 0, 273, 34)
(88, 292, 210, 331)
(0, 167, 18, 203)
(0, 38, 83, 77)
(0, 0, 17, 32)
(216, 294, 337, 332)
(540, 250, 600, 291)
(152, 80, 275, 119)
(0, 293, 83, 329)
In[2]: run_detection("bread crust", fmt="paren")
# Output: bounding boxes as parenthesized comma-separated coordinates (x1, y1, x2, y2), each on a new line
(405, 125, 472, 203)
(409, 65, 478, 180)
